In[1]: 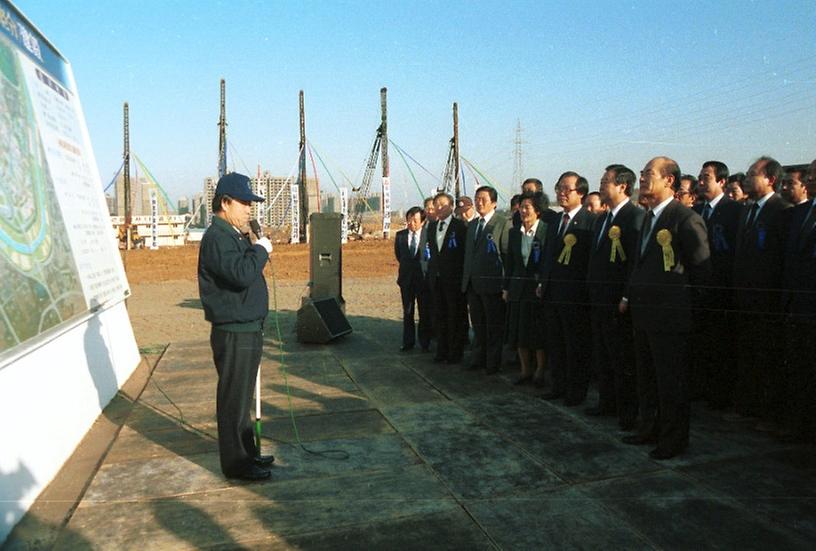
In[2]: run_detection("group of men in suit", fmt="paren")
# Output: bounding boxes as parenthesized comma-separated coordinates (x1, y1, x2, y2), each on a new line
(395, 155, 816, 459)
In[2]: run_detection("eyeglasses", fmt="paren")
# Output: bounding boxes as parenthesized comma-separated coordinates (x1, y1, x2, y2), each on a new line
(556, 187, 577, 194)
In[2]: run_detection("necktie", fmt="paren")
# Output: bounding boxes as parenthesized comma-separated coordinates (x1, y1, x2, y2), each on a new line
(640, 210, 655, 254)
(475, 218, 485, 242)
(409, 232, 417, 255)
(597, 211, 612, 247)
(801, 200, 816, 231)
(438, 221, 446, 234)
(746, 203, 760, 229)
(703, 203, 713, 221)
(558, 213, 570, 238)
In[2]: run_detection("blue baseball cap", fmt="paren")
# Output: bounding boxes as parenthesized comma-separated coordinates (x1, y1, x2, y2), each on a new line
(214, 172, 265, 202)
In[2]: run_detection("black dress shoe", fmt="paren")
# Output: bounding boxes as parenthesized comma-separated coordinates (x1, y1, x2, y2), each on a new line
(649, 448, 681, 460)
(447, 356, 463, 365)
(433, 355, 447, 363)
(484, 366, 499, 375)
(622, 434, 654, 446)
(540, 391, 563, 401)
(513, 375, 533, 386)
(564, 397, 585, 407)
(225, 464, 271, 481)
(584, 406, 603, 416)
(254, 454, 275, 467)
(466, 363, 481, 371)
(619, 419, 637, 431)
(420, 346, 430, 353)
(400, 345, 414, 352)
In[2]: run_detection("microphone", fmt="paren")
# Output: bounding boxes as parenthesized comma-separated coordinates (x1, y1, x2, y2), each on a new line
(249, 219, 262, 239)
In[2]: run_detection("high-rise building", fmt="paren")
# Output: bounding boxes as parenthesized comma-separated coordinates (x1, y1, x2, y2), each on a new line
(203, 176, 217, 226)
(177, 196, 189, 215)
(204, 172, 320, 228)
(114, 173, 151, 216)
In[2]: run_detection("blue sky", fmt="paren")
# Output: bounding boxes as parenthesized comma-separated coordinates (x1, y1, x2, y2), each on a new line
(19, 0, 816, 208)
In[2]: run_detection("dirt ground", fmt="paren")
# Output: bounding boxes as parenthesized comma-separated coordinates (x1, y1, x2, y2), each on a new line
(121, 239, 397, 284)
(122, 239, 402, 348)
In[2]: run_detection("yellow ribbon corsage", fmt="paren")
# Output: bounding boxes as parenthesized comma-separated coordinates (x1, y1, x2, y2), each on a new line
(608, 225, 626, 263)
(656, 229, 675, 271)
(557, 233, 577, 265)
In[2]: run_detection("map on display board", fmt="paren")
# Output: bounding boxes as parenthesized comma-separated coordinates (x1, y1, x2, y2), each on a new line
(0, 1, 129, 362)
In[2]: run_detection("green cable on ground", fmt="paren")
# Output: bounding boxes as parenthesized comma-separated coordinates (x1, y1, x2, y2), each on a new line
(267, 262, 349, 460)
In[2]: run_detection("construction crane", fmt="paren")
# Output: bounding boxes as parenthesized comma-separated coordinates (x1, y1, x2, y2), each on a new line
(348, 124, 383, 237)
(438, 102, 461, 198)
(349, 87, 389, 238)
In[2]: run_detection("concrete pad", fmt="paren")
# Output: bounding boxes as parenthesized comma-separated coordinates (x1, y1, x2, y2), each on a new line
(465, 487, 652, 549)
(105, 425, 217, 464)
(58, 465, 457, 550)
(276, 509, 494, 551)
(400, 424, 563, 499)
(261, 409, 394, 443)
(579, 470, 810, 549)
(83, 434, 421, 502)
(380, 402, 481, 433)
(407, 360, 518, 400)
(342, 359, 446, 405)
(680, 448, 816, 540)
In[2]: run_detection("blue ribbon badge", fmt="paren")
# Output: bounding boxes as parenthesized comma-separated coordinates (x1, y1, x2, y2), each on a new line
(756, 223, 767, 251)
(712, 223, 729, 252)
(531, 239, 541, 265)
(486, 234, 497, 254)
(424, 241, 431, 260)
(448, 233, 458, 249)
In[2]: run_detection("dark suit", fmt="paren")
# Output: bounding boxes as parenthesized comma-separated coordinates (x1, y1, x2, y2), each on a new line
(539, 207, 598, 404)
(732, 193, 791, 419)
(782, 199, 815, 438)
(504, 219, 549, 350)
(427, 216, 468, 362)
(691, 195, 742, 408)
(395, 227, 432, 350)
(462, 212, 510, 370)
(587, 200, 644, 425)
(628, 199, 710, 456)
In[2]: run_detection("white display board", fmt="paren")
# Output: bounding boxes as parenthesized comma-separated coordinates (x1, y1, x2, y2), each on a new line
(1, 1, 129, 366)
(0, 2, 140, 544)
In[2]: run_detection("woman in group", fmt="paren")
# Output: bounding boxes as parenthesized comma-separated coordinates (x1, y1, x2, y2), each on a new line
(503, 192, 549, 385)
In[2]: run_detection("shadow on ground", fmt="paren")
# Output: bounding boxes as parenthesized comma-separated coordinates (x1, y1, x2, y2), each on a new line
(6, 308, 816, 550)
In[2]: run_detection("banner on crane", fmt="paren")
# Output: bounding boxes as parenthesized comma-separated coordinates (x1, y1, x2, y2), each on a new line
(382, 176, 391, 238)
(290, 183, 300, 243)
(255, 179, 266, 226)
(340, 187, 349, 244)
(149, 188, 159, 250)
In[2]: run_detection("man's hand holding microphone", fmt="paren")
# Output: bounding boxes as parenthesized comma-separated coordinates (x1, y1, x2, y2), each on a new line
(249, 219, 273, 254)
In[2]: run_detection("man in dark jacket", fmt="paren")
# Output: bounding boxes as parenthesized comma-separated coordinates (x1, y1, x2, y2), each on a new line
(395, 206, 431, 352)
(427, 192, 468, 364)
(621, 157, 711, 460)
(539, 172, 597, 405)
(731, 157, 792, 429)
(782, 159, 816, 441)
(462, 186, 510, 373)
(692, 161, 742, 409)
(586, 164, 644, 429)
(198, 173, 274, 481)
